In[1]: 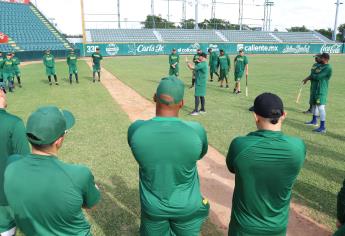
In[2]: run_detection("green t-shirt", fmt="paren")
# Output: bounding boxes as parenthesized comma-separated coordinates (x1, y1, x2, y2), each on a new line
(218, 54, 231, 71)
(67, 54, 78, 67)
(92, 53, 103, 65)
(43, 54, 55, 68)
(169, 53, 179, 66)
(2, 59, 14, 73)
(193, 53, 200, 65)
(4, 154, 100, 236)
(226, 130, 306, 235)
(195, 61, 208, 96)
(209, 51, 218, 66)
(0, 109, 30, 205)
(234, 55, 248, 74)
(311, 63, 332, 105)
(128, 117, 208, 217)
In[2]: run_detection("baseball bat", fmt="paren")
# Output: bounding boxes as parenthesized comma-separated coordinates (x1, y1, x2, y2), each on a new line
(245, 74, 248, 97)
(296, 83, 303, 104)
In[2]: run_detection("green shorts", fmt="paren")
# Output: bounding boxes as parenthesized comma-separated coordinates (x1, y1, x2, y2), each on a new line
(140, 200, 209, 236)
(0, 206, 15, 233)
(234, 72, 244, 81)
(210, 65, 218, 74)
(69, 66, 78, 74)
(46, 67, 56, 76)
(169, 66, 179, 77)
(220, 69, 229, 80)
(93, 64, 101, 73)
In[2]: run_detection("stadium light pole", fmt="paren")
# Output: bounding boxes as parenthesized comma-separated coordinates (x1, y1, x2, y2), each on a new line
(117, 0, 121, 28)
(211, 0, 216, 19)
(195, 0, 199, 29)
(333, 0, 343, 41)
(80, 0, 86, 56)
(151, 0, 156, 28)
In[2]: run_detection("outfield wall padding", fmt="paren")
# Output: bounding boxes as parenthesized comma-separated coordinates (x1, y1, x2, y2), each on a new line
(76, 42, 345, 57)
(12, 49, 81, 62)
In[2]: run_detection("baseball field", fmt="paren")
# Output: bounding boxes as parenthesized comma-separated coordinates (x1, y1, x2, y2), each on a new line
(8, 54, 345, 235)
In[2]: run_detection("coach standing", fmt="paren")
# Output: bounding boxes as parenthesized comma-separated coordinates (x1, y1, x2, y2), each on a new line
(226, 93, 306, 236)
(168, 48, 179, 77)
(208, 48, 219, 82)
(187, 52, 208, 115)
(43, 50, 58, 86)
(4, 106, 100, 235)
(91, 48, 103, 83)
(233, 49, 248, 94)
(190, 48, 202, 88)
(218, 49, 231, 88)
(128, 76, 209, 236)
(0, 90, 30, 236)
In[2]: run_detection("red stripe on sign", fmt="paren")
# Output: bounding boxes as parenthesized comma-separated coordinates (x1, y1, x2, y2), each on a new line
(0, 33, 9, 44)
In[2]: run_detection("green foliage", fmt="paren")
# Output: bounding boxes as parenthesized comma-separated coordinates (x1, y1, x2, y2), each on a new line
(141, 15, 176, 29)
(180, 18, 195, 29)
(315, 28, 333, 40)
(286, 25, 311, 32)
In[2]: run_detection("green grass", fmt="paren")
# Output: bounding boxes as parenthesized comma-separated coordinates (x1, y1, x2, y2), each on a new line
(7, 61, 221, 236)
(102, 54, 345, 231)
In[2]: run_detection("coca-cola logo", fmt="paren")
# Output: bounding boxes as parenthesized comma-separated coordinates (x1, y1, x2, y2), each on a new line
(320, 44, 342, 54)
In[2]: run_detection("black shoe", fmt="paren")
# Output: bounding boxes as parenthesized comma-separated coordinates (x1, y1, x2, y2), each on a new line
(76, 80, 79, 84)
(189, 85, 194, 89)
(210, 80, 213, 82)
(55, 82, 59, 86)
(226, 85, 229, 88)
(233, 89, 236, 93)
(236, 90, 242, 94)
(18, 84, 22, 88)
(49, 82, 52, 86)
(303, 109, 312, 114)
(220, 85, 223, 88)
(98, 79, 100, 82)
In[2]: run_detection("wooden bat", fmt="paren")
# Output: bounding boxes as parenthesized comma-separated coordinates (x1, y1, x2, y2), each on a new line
(296, 83, 303, 104)
(245, 74, 248, 97)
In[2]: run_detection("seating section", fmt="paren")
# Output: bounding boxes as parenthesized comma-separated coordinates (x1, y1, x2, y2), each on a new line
(274, 32, 333, 43)
(0, 1, 70, 52)
(0, 44, 13, 52)
(88, 29, 159, 43)
(220, 30, 277, 42)
(158, 29, 222, 42)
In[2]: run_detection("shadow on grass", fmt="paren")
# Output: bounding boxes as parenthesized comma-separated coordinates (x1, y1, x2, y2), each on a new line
(303, 159, 344, 185)
(89, 175, 140, 236)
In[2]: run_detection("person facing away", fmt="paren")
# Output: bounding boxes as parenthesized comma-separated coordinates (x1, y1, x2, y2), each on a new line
(0, 89, 30, 236)
(226, 93, 306, 236)
(128, 76, 210, 236)
(4, 106, 100, 236)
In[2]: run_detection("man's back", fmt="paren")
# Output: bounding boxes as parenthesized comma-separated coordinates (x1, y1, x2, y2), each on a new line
(128, 117, 207, 217)
(5, 154, 100, 236)
(227, 130, 305, 235)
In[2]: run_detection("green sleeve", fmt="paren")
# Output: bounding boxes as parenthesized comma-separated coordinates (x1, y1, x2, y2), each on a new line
(177, 54, 180, 63)
(244, 56, 248, 65)
(100, 54, 103, 60)
(226, 137, 246, 174)
(227, 55, 231, 69)
(67, 56, 70, 65)
(127, 120, 145, 146)
(43, 56, 46, 66)
(337, 179, 345, 224)
(169, 55, 172, 65)
(209, 55, 212, 66)
(313, 66, 332, 81)
(52, 56, 55, 64)
(217, 57, 220, 67)
(82, 168, 101, 209)
(184, 121, 208, 159)
(11, 120, 30, 155)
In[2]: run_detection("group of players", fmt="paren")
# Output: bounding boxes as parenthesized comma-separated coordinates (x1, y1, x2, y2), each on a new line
(0, 47, 104, 93)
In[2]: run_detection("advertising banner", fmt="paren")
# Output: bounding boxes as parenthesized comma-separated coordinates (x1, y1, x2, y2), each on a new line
(80, 42, 345, 57)
(0, 32, 9, 44)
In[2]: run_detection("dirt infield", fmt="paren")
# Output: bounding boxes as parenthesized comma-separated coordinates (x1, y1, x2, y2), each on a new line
(86, 61, 331, 236)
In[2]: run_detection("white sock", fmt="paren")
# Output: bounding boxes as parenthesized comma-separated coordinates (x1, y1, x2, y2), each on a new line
(317, 105, 326, 121)
(1, 227, 16, 236)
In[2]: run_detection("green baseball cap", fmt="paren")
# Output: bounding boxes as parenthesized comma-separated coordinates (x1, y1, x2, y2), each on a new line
(156, 76, 185, 105)
(26, 106, 75, 145)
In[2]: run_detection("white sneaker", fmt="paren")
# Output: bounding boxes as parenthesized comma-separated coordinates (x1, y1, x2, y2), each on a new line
(199, 110, 206, 114)
(190, 111, 199, 116)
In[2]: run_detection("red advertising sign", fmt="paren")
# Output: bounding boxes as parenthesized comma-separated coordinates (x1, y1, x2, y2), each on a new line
(0, 33, 9, 44)
(3, 0, 30, 4)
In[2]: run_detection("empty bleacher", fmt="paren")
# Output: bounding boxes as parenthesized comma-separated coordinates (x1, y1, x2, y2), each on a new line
(0, 44, 13, 52)
(220, 30, 277, 43)
(88, 29, 159, 43)
(158, 29, 222, 42)
(0, 1, 70, 52)
(274, 32, 332, 43)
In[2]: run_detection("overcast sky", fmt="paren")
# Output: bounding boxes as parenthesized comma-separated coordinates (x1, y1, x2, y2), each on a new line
(32, 0, 345, 35)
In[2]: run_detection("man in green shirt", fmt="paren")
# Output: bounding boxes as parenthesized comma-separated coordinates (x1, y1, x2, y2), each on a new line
(208, 48, 219, 82)
(0, 90, 30, 236)
(11, 52, 22, 88)
(168, 48, 179, 77)
(91, 48, 103, 83)
(227, 93, 306, 236)
(2, 53, 15, 93)
(4, 106, 100, 236)
(303, 53, 332, 133)
(67, 49, 79, 84)
(43, 50, 58, 86)
(187, 52, 208, 116)
(190, 48, 202, 88)
(233, 49, 248, 94)
(128, 76, 209, 236)
(334, 179, 345, 236)
(218, 49, 231, 88)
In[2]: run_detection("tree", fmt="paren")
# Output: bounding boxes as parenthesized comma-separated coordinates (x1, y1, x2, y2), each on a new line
(315, 28, 333, 40)
(180, 19, 195, 29)
(141, 15, 176, 29)
(197, 18, 240, 30)
(286, 25, 310, 32)
(337, 23, 345, 41)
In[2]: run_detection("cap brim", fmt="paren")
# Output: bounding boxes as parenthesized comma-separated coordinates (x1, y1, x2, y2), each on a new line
(62, 110, 75, 130)
(248, 106, 254, 112)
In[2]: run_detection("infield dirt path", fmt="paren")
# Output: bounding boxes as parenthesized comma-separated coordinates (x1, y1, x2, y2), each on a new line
(86, 61, 331, 236)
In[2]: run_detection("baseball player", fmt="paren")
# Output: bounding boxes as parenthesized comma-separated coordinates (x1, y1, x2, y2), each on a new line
(43, 50, 58, 85)
(0, 90, 30, 236)
(4, 106, 100, 235)
(217, 49, 231, 88)
(303, 53, 332, 133)
(168, 48, 179, 77)
(2, 53, 15, 93)
(208, 48, 219, 82)
(187, 52, 208, 115)
(128, 76, 209, 236)
(334, 179, 345, 236)
(11, 52, 21, 88)
(0, 52, 5, 93)
(190, 49, 202, 88)
(91, 48, 103, 82)
(233, 49, 248, 94)
(227, 93, 306, 236)
(67, 49, 79, 84)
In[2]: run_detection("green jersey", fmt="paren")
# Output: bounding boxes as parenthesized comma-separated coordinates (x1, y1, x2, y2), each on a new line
(234, 55, 248, 74)
(4, 154, 100, 236)
(91, 53, 103, 66)
(43, 54, 55, 68)
(128, 117, 208, 217)
(209, 51, 218, 67)
(0, 56, 5, 73)
(226, 130, 305, 235)
(2, 59, 14, 73)
(169, 53, 179, 66)
(0, 109, 30, 205)
(218, 54, 231, 71)
(11, 56, 20, 68)
(309, 63, 321, 105)
(195, 61, 208, 96)
(193, 53, 200, 65)
(311, 63, 332, 105)
(67, 53, 78, 67)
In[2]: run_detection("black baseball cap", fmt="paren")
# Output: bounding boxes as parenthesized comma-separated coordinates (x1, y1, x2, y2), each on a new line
(320, 53, 330, 60)
(313, 54, 321, 58)
(249, 93, 284, 119)
(199, 52, 207, 58)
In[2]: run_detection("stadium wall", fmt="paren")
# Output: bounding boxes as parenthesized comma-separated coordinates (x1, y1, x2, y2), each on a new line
(11, 49, 81, 62)
(77, 42, 345, 57)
